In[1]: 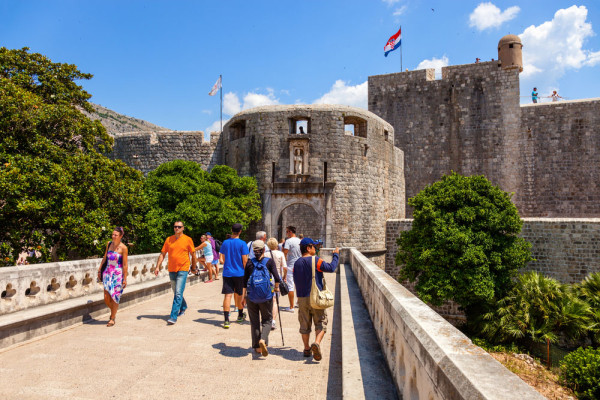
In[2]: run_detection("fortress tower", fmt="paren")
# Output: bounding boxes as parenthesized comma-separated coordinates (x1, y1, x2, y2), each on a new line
(498, 34, 523, 72)
(220, 105, 404, 257)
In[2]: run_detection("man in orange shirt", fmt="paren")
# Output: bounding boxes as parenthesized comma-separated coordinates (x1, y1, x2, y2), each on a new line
(154, 221, 197, 325)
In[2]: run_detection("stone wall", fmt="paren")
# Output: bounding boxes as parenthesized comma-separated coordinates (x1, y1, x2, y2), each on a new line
(368, 63, 600, 219)
(386, 218, 600, 284)
(369, 63, 523, 217)
(108, 131, 222, 175)
(520, 99, 600, 217)
(349, 249, 544, 400)
(220, 105, 405, 252)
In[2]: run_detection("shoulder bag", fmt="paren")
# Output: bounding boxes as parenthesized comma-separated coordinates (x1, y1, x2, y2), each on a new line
(309, 256, 334, 309)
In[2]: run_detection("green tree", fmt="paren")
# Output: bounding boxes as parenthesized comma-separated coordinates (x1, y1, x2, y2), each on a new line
(0, 47, 147, 265)
(140, 161, 262, 251)
(396, 173, 532, 317)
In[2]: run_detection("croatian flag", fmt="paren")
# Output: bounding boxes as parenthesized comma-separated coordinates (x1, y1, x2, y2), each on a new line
(384, 27, 401, 57)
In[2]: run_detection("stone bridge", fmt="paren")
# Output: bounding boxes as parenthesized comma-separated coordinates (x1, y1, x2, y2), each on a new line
(0, 249, 544, 399)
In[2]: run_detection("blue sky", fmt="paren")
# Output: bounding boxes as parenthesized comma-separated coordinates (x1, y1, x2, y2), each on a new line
(2, 1, 599, 137)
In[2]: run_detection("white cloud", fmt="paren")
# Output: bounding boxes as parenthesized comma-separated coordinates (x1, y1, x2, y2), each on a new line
(223, 92, 242, 115)
(313, 80, 368, 109)
(382, 0, 400, 5)
(393, 6, 407, 17)
(520, 5, 600, 79)
(242, 88, 280, 109)
(416, 56, 449, 76)
(201, 109, 212, 115)
(469, 2, 520, 31)
(205, 119, 227, 136)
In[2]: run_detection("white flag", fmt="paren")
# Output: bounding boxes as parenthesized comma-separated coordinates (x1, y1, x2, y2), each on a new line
(209, 76, 222, 96)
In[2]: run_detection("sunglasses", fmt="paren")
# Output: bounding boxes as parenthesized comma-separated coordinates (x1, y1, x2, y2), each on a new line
(174, 225, 183, 229)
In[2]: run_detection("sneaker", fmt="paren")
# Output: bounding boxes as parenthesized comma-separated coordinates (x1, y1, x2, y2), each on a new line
(271, 321, 276, 330)
(285, 307, 295, 313)
(167, 319, 176, 325)
(259, 339, 269, 357)
(236, 312, 247, 323)
(205, 279, 213, 283)
(224, 320, 230, 329)
(178, 309, 186, 317)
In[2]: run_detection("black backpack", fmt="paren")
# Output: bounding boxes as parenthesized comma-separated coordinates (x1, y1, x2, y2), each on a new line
(215, 239, 222, 252)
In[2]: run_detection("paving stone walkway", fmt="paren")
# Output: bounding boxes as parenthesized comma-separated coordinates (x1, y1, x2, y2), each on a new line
(0, 274, 342, 399)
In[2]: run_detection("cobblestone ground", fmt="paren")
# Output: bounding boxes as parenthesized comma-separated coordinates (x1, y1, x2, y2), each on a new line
(0, 275, 341, 399)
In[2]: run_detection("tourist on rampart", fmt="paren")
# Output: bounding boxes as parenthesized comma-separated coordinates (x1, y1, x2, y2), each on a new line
(153, 221, 197, 325)
(243, 240, 281, 357)
(532, 87, 538, 103)
(97, 226, 128, 327)
(196, 234, 215, 282)
(264, 237, 286, 330)
(247, 231, 267, 260)
(293, 238, 339, 361)
(206, 232, 220, 277)
(551, 90, 563, 102)
(219, 223, 249, 329)
(283, 226, 301, 312)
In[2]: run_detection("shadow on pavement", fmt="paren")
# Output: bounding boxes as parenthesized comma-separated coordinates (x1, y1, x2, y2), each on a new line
(326, 268, 343, 399)
(136, 314, 168, 321)
(212, 342, 252, 358)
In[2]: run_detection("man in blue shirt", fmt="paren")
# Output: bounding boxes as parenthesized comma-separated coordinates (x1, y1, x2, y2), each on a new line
(219, 223, 249, 329)
(293, 238, 339, 361)
(532, 87, 538, 103)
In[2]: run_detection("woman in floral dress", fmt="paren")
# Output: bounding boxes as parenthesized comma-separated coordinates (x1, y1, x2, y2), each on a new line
(97, 227, 128, 327)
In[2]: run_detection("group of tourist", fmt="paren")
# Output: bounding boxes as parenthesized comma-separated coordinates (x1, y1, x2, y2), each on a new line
(531, 87, 564, 103)
(96, 222, 339, 361)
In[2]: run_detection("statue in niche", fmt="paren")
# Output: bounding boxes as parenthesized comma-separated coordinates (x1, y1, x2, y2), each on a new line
(294, 148, 303, 175)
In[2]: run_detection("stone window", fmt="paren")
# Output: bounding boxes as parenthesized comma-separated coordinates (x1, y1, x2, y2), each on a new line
(289, 117, 310, 134)
(324, 162, 328, 183)
(230, 120, 246, 141)
(384, 129, 389, 142)
(344, 116, 367, 138)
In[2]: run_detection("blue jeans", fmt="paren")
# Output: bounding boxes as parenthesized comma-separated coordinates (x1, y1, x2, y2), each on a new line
(169, 271, 188, 321)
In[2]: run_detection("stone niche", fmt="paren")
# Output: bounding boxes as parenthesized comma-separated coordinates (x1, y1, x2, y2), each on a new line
(287, 136, 310, 182)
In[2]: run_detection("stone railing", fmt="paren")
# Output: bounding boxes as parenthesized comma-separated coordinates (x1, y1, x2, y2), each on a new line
(348, 248, 544, 399)
(0, 254, 167, 315)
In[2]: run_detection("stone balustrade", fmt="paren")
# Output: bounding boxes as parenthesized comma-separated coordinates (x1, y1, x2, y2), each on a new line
(348, 248, 544, 399)
(0, 253, 167, 315)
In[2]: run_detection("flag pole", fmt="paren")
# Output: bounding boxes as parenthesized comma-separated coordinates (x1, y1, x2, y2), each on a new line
(219, 74, 223, 134)
(400, 26, 403, 72)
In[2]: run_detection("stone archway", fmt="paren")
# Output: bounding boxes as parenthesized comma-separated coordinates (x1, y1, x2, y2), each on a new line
(276, 203, 325, 241)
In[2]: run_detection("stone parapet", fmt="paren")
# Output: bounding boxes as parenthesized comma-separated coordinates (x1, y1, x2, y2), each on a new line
(349, 248, 544, 399)
(0, 254, 167, 315)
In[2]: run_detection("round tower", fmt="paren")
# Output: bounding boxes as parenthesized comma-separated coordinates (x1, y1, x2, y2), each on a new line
(498, 34, 523, 72)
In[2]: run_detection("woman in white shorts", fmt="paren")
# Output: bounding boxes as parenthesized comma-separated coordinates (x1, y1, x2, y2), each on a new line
(195, 234, 215, 282)
(265, 237, 286, 329)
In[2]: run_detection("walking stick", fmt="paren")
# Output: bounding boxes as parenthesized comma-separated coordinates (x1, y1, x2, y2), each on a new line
(276, 292, 284, 346)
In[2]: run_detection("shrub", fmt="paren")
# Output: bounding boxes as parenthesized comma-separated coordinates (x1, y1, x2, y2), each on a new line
(574, 272, 600, 346)
(560, 346, 600, 399)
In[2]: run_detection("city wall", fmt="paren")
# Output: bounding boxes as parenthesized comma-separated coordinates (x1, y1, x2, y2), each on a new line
(369, 64, 600, 219)
(109, 131, 222, 175)
(385, 218, 600, 284)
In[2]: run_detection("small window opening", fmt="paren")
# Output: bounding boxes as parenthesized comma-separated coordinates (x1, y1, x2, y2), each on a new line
(343, 116, 367, 138)
(289, 117, 310, 134)
(324, 162, 328, 183)
(509, 43, 514, 48)
(384, 130, 389, 142)
(230, 120, 246, 141)
(272, 162, 276, 183)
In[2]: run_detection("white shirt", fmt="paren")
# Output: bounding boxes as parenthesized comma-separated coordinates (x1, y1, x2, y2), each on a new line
(284, 236, 302, 270)
(264, 248, 286, 278)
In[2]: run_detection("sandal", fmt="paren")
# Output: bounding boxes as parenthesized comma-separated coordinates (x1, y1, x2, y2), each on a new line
(303, 348, 312, 357)
(106, 318, 115, 327)
(310, 343, 322, 361)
